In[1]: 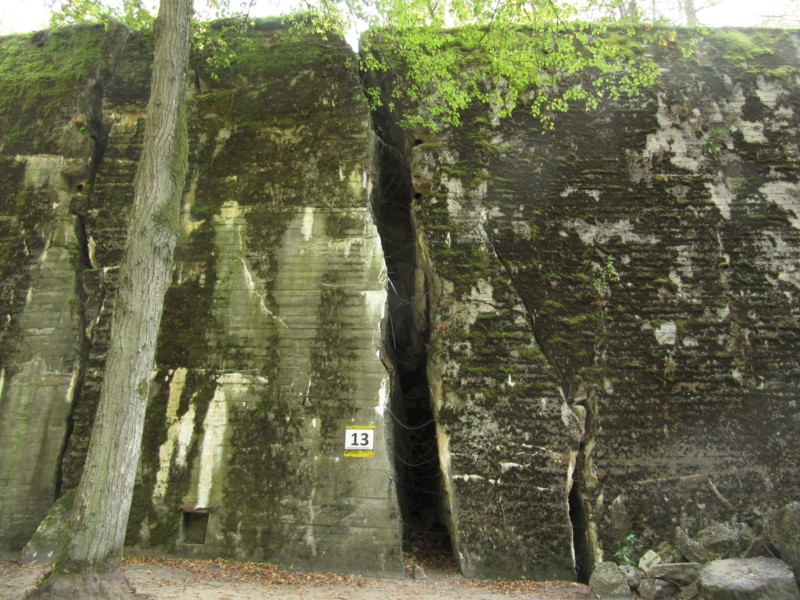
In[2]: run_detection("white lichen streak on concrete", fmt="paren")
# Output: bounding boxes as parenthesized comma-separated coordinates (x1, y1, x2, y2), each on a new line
(654, 321, 677, 346)
(567, 218, 660, 246)
(180, 172, 205, 234)
(211, 128, 231, 161)
(445, 176, 465, 219)
(305, 486, 318, 558)
(561, 401, 580, 430)
(755, 76, 787, 110)
(720, 83, 769, 143)
(453, 474, 485, 482)
(362, 168, 372, 199)
(500, 462, 524, 473)
(706, 182, 734, 220)
(215, 200, 289, 330)
(195, 376, 242, 508)
(362, 289, 387, 321)
(463, 279, 495, 326)
(166, 368, 188, 421)
(644, 94, 701, 172)
(153, 368, 190, 503)
(301, 207, 315, 242)
(21, 154, 67, 188)
(561, 186, 601, 202)
(0, 155, 84, 545)
(175, 406, 196, 468)
(375, 377, 390, 417)
(346, 167, 363, 199)
(65, 369, 79, 405)
(761, 181, 800, 230)
(756, 231, 800, 289)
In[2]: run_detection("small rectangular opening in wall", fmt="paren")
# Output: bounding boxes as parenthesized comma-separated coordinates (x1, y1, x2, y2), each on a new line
(179, 508, 209, 545)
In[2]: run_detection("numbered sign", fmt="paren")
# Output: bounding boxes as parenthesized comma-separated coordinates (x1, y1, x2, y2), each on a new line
(344, 425, 375, 458)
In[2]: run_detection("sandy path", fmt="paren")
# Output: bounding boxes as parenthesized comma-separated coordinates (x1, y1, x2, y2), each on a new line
(1, 560, 592, 600)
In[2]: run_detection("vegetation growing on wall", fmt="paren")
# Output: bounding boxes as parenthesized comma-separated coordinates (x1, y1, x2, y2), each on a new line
(0, 25, 114, 152)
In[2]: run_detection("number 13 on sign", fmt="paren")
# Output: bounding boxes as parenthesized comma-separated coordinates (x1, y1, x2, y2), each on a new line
(344, 426, 375, 458)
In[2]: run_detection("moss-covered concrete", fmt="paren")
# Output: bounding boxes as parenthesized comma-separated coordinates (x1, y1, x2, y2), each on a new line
(127, 22, 402, 573)
(1, 21, 798, 582)
(379, 27, 800, 579)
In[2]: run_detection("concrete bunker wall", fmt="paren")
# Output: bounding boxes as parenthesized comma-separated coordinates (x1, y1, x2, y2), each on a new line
(0, 23, 798, 580)
(394, 29, 800, 578)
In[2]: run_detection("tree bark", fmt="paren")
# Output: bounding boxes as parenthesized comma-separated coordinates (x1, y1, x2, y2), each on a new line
(27, 0, 193, 596)
(682, 0, 699, 26)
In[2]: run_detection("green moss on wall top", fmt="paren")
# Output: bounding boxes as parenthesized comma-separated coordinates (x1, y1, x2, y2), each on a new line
(0, 25, 117, 154)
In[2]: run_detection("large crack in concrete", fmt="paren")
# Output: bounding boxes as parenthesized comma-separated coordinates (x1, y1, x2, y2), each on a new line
(368, 108, 456, 567)
(55, 73, 110, 499)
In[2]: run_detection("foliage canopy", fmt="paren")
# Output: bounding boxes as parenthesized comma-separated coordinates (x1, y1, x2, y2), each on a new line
(309, 0, 664, 129)
(47, 0, 665, 129)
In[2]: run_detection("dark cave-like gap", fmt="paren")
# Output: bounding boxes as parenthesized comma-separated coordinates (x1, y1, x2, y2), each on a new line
(54, 75, 109, 500)
(369, 118, 455, 572)
(569, 447, 591, 583)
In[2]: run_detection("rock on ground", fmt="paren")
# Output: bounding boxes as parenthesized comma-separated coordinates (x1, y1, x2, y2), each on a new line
(589, 562, 632, 599)
(697, 558, 800, 600)
(767, 502, 800, 579)
(649, 563, 702, 586)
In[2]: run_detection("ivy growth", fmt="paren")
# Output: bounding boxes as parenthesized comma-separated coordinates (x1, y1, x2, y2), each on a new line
(593, 254, 620, 297)
(613, 532, 637, 567)
(46, 0, 670, 134)
(48, 0, 257, 81)
(300, 0, 667, 132)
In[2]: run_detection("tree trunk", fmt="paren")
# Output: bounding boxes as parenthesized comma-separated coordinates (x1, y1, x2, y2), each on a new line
(683, 0, 699, 26)
(26, 0, 193, 596)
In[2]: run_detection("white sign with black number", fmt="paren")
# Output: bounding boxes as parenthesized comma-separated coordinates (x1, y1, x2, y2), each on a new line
(344, 426, 375, 458)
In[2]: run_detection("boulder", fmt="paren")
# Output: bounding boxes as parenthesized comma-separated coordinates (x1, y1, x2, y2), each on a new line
(639, 577, 681, 599)
(620, 564, 641, 590)
(640, 549, 665, 573)
(766, 502, 800, 579)
(695, 523, 757, 559)
(678, 583, 700, 599)
(676, 527, 716, 564)
(697, 558, 800, 600)
(650, 562, 702, 586)
(657, 541, 683, 564)
(590, 562, 632, 599)
(676, 524, 757, 564)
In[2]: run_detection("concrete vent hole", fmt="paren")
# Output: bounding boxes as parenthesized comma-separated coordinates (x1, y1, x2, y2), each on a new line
(180, 508, 209, 545)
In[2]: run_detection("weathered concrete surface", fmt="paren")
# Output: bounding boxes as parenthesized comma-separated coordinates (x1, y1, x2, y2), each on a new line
(0, 25, 116, 551)
(0, 155, 85, 552)
(1, 24, 799, 582)
(0, 23, 402, 572)
(109, 25, 400, 572)
(380, 29, 800, 578)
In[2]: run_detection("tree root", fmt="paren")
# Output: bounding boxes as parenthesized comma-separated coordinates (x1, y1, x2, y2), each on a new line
(24, 568, 152, 600)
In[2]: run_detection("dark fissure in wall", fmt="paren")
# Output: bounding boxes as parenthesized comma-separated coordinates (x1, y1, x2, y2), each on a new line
(569, 448, 591, 583)
(369, 112, 454, 567)
(54, 75, 109, 500)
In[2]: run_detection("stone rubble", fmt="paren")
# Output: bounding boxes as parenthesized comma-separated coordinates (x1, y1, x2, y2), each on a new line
(590, 511, 800, 599)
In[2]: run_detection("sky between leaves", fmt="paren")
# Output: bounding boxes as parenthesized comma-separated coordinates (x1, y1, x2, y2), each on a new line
(1, 0, 798, 39)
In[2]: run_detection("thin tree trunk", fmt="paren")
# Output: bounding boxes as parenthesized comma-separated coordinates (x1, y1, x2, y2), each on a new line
(27, 0, 193, 596)
(683, 0, 699, 25)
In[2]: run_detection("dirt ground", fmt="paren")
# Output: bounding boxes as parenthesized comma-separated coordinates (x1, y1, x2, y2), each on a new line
(1, 558, 593, 600)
